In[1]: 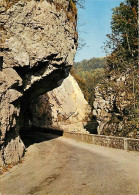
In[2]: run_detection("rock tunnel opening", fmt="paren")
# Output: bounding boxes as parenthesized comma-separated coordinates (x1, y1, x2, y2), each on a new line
(0, 65, 71, 166)
(17, 67, 69, 149)
(20, 127, 63, 148)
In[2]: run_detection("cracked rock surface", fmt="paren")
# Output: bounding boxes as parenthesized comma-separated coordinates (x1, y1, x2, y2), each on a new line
(0, 0, 78, 166)
(30, 74, 91, 133)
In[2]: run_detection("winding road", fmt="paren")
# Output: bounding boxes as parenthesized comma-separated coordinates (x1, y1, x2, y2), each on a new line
(0, 132, 139, 195)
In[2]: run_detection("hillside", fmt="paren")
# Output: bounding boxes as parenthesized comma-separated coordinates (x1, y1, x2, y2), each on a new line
(93, 0, 139, 138)
(72, 57, 106, 107)
(71, 57, 106, 133)
(74, 57, 106, 71)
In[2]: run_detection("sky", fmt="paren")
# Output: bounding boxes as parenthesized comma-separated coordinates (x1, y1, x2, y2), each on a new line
(74, 0, 123, 62)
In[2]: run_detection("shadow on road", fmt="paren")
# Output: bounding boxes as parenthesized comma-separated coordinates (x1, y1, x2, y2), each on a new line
(20, 126, 63, 148)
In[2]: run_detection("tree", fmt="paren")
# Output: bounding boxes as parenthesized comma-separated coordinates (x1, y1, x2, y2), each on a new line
(104, 0, 138, 71)
(102, 0, 138, 137)
(73, 0, 85, 8)
(126, 0, 138, 7)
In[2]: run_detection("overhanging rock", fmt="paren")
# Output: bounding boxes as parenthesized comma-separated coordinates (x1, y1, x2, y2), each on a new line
(0, 0, 77, 166)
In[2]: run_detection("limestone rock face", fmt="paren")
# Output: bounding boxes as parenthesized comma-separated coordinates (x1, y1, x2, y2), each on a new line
(0, 0, 77, 166)
(93, 86, 117, 135)
(30, 74, 91, 133)
(93, 74, 139, 138)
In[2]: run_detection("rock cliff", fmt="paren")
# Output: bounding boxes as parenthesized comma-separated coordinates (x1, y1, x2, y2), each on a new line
(30, 74, 91, 132)
(93, 73, 139, 138)
(0, 0, 78, 166)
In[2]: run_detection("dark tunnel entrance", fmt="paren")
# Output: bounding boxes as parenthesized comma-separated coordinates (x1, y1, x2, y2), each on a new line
(20, 127, 63, 148)
(15, 61, 69, 150)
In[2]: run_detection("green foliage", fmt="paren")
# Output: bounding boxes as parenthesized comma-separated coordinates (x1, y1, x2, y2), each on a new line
(71, 57, 106, 134)
(126, 0, 138, 7)
(104, 0, 138, 71)
(74, 57, 106, 71)
(102, 0, 138, 137)
(72, 57, 106, 108)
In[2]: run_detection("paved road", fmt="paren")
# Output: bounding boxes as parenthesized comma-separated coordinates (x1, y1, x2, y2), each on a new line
(0, 132, 139, 195)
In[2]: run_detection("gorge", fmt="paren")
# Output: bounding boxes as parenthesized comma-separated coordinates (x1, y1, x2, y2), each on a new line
(0, 0, 138, 170)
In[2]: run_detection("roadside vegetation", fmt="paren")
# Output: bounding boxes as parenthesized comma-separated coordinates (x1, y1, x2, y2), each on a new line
(72, 57, 106, 108)
(73, 0, 138, 137)
(102, 0, 138, 137)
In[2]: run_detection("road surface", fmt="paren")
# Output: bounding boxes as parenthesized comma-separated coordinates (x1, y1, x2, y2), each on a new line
(0, 132, 139, 195)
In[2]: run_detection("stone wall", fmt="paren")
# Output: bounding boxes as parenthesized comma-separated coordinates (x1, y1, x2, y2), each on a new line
(63, 132, 139, 151)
